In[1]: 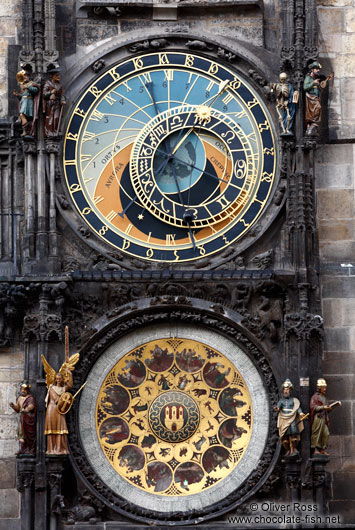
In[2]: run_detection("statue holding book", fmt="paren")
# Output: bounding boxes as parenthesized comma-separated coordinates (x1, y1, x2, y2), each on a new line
(310, 378, 341, 456)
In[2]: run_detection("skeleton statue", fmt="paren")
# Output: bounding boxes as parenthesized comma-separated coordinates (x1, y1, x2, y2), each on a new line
(270, 73, 298, 135)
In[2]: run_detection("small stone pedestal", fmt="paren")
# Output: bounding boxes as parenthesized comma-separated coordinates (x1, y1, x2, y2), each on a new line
(46, 455, 67, 530)
(17, 455, 36, 530)
(310, 454, 330, 515)
(283, 454, 302, 505)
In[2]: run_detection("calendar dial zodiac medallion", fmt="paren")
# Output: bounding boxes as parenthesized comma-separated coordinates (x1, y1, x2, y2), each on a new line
(95, 338, 252, 496)
(63, 52, 277, 262)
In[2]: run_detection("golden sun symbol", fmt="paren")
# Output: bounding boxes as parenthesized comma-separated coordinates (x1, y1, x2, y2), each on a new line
(195, 105, 212, 124)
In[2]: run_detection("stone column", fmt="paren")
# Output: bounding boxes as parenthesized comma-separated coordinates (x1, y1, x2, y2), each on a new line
(17, 455, 35, 530)
(45, 139, 59, 270)
(283, 455, 302, 505)
(22, 139, 37, 263)
(47, 456, 66, 530)
(311, 455, 330, 515)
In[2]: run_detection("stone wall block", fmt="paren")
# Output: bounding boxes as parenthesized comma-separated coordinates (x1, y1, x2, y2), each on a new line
(315, 163, 353, 189)
(326, 435, 344, 473)
(317, 0, 352, 7)
(324, 374, 355, 401)
(0, 383, 20, 415)
(315, 144, 353, 165)
(317, 189, 354, 219)
(328, 400, 352, 436)
(0, 417, 17, 440)
(318, 7, 344, 33)
(0, 440, 18, 460)
(322, 298, 342, 327)
(333, 54, 355, 80)
(348, 326, 355, 351)
(341, 78, 355, 101)
(319, 219, 353, 241)
(0, 458, 15, 489)
(332, 471, 355, 500)
(0, 19, 22, 38)
(319, 33, 343, 53)
(0, 520, 21, 530)
(0, 490, 19, 518)
(323, 326, 350, 351)
(345, 8, 355, 31)
(323, 351, 355, 374)
(0, 0, 21, 15)
(319, 240, 355, 261)
(329, 501, 355, 525)
(342, 436, 355, 471)
(342, 32, 355, 53)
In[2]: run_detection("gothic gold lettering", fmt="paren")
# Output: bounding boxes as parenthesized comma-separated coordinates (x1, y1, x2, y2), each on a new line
(133, 58, 144, 70)
(185, 55, 194, 67)
(208, 63, 219, 75)
(70, 183, 81, 193)
(159, 53, 170, 65)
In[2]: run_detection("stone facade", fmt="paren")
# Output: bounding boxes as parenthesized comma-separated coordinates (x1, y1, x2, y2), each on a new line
(315, 1, 355, 523)
(0, 7, 24, 524)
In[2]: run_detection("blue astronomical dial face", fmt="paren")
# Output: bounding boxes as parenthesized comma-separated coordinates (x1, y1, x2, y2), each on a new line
(63, 52, 278, 262)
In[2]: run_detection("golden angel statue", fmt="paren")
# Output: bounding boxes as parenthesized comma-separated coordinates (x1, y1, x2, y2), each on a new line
(41, 327, 80, 455)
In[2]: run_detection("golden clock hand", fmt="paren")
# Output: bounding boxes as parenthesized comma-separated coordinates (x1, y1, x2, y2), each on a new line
(205, 79, 230, 108)
(171, 127, 194, 156)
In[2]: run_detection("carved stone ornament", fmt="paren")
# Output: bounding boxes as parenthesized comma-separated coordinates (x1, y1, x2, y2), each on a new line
(67, 305, 279, 524)
(280, 46, 295, 69)
(128, 39, 168, 53)
(23, 313, 62, 341)
(284, 313, 324, 341)
(92, 59, 105, 73)
(186, 40, 214, 51)
(217, 47, 236, 62)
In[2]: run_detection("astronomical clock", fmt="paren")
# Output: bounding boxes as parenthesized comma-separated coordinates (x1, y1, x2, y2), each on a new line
(11, 2, 326, 526)
(59, 46, 282, 525)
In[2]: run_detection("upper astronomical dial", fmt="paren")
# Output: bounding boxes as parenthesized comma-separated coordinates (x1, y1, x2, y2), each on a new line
(130, 105, 255, 229)
(63, 52, 277, 262)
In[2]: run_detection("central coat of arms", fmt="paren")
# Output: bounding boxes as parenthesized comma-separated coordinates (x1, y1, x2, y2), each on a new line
(149, 391, 200, 443)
